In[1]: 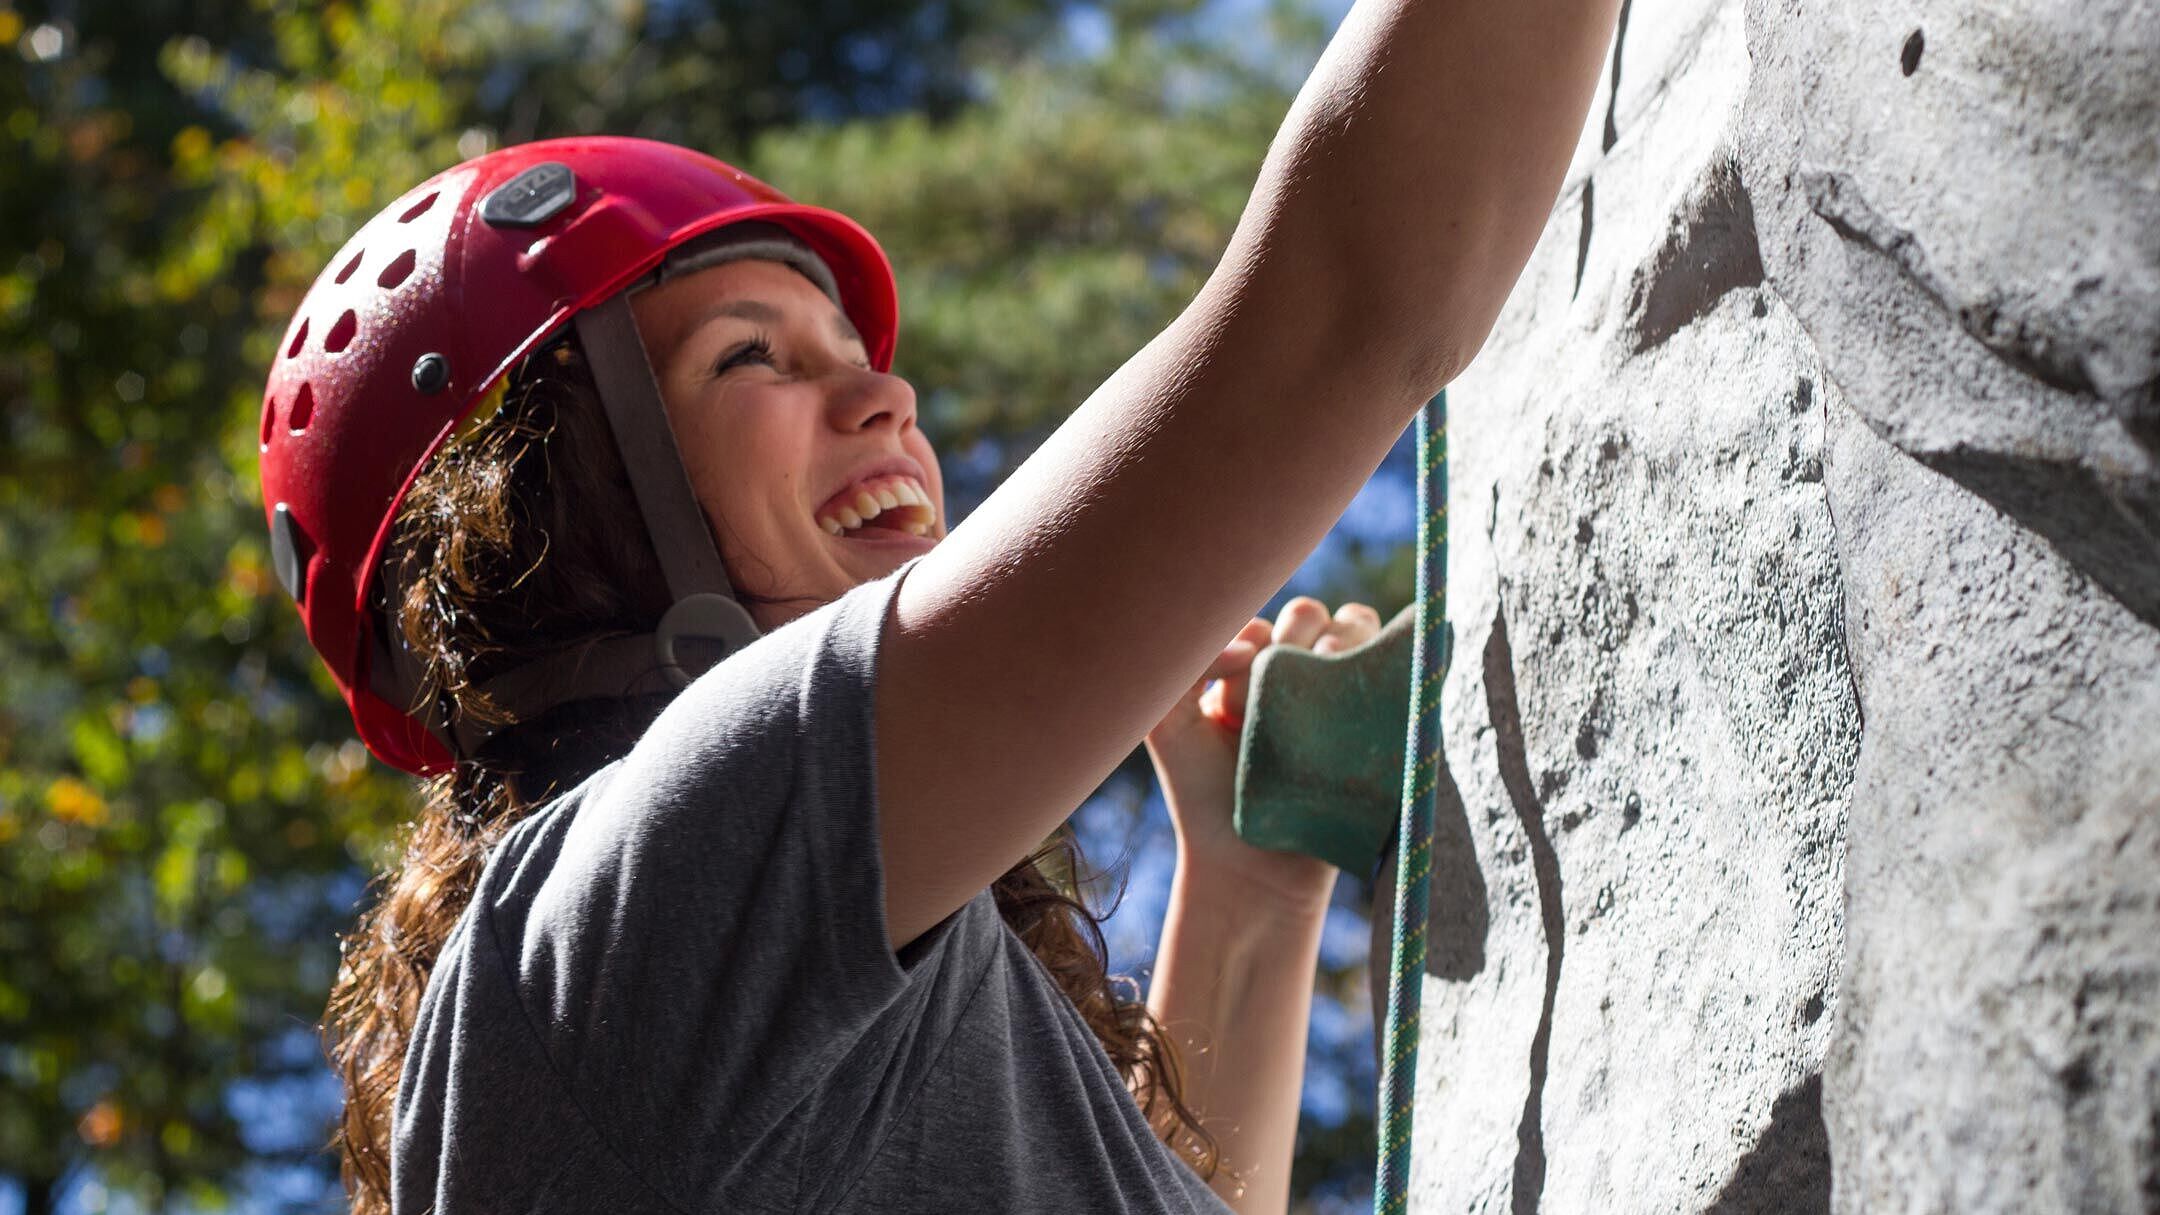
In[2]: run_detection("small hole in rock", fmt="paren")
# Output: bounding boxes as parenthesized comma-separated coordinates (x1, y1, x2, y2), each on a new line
(324, 310, 357, 353)
(398, 192, 439, 223)
(286, 319, 309, 358)
(1900, 29, 1924, 76)
(377, 249, 417, 289)
(288, 382, 315, 433)
(333, 250, 364, 284)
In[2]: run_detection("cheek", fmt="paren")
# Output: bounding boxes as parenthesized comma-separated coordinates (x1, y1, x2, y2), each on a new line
(670, 403, 804, 525)
(669, 415, 738, 510)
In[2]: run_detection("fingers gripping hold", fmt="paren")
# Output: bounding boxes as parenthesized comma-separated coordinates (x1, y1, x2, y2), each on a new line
(1199, 602, 1379, 729)
(1273, 597, 1334, 649)
(1334, 601, 1382, 629)
(1319, 601, 1382, 654)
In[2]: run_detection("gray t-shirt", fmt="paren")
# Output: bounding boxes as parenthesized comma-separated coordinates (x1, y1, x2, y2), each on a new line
(393, 558, 1236, 1214)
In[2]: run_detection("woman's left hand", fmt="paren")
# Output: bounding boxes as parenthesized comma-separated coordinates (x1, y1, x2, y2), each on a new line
(1144, 596, 1384, 912)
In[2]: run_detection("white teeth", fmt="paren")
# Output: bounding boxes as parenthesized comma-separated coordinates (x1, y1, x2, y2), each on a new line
(815, 474, 936, 536)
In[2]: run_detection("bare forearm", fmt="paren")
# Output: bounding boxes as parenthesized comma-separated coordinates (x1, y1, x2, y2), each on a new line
(1232, 0, 1628, 388)
(1146, 862, 1330, 1213)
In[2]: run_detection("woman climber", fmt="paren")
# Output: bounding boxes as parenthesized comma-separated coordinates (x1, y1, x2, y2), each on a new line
(257, 0, 1622, 1210)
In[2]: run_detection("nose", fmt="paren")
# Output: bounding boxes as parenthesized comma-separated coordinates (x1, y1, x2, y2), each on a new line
(828, 365, 918, 436)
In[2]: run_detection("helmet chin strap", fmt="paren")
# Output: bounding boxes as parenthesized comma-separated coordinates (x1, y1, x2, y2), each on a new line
(380, 293, 762, 761)
(571, 292, 766, 661)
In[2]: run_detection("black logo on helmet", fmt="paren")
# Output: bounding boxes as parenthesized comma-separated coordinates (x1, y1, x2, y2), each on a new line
(480, 162, 577, 229)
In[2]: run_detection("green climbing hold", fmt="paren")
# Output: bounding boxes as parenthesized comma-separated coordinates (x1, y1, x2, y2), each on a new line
(1233, 601, 1420, 876)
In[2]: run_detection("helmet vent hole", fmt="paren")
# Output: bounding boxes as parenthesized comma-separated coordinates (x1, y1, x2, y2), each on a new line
(260, 396, 277, 448)
(289, 382, 316, 433)
(324, 310, 357, 354)
(398, 192, 438, 223)
(286, 319, 309, 358)
(333, 250, 364, 285)
(376, 249, 417, 289)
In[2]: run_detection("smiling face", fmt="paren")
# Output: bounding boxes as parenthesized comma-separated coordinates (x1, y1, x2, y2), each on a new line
(629, 257, 945, 632)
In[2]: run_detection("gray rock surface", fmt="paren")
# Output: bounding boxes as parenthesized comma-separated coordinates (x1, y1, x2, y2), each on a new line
(1368, 0, 2160, 1209)
(1739, 0, 2160, 627)
(1817, 386, 2160, 1215)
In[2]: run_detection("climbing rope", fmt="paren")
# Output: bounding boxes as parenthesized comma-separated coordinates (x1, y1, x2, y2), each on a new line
(1374, 391, 1447, 1214)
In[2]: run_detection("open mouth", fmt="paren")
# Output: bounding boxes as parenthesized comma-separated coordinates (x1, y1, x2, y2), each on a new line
(814, 473, 937, 540)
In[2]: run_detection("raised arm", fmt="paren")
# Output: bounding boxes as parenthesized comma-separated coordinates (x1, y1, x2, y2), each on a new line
(877, 0, 1625, 948)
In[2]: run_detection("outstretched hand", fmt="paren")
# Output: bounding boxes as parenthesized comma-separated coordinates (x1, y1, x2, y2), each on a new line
(1144, 596, 1382, 910)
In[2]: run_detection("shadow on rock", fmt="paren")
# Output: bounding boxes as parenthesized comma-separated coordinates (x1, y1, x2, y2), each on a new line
(1369, 751, 1492, 1036)
(1704, 1073, 1832, 1215)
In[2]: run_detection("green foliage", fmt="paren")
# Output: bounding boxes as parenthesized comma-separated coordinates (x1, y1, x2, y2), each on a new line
(753, 12, 1319, 468)
(465, 0, 1063, 147)
(0, 0, 1389, 1210)
(1, 2, 464, 1207)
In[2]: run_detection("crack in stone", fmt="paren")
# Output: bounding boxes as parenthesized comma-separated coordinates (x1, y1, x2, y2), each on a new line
(1812, 378, 1870, 737)
(1486, 603, 1565, 1215)
(1800, 166, 2101, 399)
(1800, 172, 2160, 627)
(1573, 180, 1596, 303)
(1573, 0, 1629, 303)
(1601, 0, 1633, 153)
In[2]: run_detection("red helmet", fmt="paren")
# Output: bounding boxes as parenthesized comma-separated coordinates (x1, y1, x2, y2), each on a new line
(258, 136, 899, 775)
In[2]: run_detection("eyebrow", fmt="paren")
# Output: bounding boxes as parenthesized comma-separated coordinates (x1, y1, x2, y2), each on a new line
(679, 298, 864, 354)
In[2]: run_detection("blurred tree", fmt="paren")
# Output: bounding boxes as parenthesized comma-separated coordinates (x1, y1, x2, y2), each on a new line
(751, 4, 1329, 498)
(1, 1, 476, 1209)
(0, 0, 1389, 1210)
(470, 0, 1057, 148)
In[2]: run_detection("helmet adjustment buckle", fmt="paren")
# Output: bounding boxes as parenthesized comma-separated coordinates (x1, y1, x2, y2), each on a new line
(654, 594, 761, 689)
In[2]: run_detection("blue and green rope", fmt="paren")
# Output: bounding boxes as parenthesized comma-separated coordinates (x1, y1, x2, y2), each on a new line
(1374, 391, 1448, 1214)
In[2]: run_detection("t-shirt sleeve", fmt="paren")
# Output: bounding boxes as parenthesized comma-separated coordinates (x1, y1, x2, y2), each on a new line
(479, 555, 961, 1199)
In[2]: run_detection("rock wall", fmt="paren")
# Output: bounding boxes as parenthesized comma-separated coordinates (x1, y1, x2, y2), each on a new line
(1374, 2, 2160, 1210)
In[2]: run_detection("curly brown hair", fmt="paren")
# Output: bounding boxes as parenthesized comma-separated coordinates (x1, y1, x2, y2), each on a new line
(320, 339, 1226, 1213)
